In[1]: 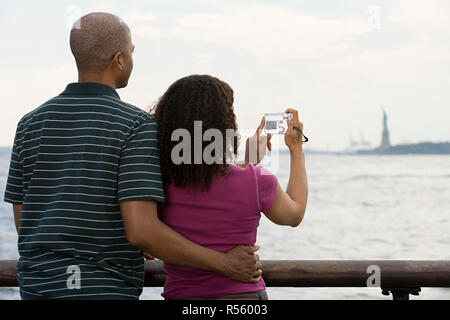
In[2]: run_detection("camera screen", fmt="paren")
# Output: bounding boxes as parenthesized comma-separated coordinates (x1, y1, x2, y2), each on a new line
(265, 121, 277, 130)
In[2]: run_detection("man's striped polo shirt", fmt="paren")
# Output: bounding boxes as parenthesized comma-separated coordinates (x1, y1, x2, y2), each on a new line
(3, 82, 165, 299)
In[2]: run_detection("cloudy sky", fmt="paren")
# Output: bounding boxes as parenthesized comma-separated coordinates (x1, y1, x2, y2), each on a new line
(1, 0, 449, 151)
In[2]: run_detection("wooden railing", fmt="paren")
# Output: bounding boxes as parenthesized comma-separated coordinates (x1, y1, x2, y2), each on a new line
(1, 260, 449, 300)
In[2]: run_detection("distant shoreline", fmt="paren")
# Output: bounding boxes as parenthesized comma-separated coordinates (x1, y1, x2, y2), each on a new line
(356, 142, 450, 155)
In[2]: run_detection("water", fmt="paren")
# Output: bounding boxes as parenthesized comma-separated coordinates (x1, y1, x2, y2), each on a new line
(1, 150, 449, 299)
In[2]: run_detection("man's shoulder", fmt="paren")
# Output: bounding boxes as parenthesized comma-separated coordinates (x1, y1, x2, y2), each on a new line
(18, 96, 60, 127)
(105, 96, 157, 125)
(18, 94, 156, 129)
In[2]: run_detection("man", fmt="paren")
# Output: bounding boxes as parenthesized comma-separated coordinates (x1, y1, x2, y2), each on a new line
(4, 12, 261, 300)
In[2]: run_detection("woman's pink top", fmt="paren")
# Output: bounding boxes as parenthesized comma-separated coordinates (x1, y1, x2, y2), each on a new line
(158, 163, 278, 299)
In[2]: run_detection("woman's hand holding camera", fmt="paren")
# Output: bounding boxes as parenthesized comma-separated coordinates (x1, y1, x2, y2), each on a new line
(284, 108, 304, 153)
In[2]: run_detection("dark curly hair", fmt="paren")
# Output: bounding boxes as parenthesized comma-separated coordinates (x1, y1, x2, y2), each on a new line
(151, 75, 239, 190)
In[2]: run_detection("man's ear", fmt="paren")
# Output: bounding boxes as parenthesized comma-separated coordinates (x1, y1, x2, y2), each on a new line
(112, 51, 123, 71)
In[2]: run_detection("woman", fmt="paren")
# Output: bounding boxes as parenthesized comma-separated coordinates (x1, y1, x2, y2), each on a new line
(152, 74, 308, 299)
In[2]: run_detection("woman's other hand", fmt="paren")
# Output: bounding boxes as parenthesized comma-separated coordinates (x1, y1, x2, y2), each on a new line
(245, 117, 272, 165)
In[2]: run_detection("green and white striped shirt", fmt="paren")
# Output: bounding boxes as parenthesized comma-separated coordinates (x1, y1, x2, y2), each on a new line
(4, 82, 165, 300)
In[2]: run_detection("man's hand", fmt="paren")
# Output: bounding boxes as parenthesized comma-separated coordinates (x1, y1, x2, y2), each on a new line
(220, 245, 262, 283)
(245, 118, 272, 165)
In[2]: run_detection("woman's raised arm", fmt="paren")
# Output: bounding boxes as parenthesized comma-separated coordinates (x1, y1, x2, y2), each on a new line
(264, 108, 308, 227)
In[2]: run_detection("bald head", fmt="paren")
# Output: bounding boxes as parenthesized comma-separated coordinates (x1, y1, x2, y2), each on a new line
(70, 12, 132, 73)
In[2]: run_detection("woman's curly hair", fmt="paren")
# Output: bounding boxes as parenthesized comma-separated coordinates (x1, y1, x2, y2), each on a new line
(151, 75, 239, 190)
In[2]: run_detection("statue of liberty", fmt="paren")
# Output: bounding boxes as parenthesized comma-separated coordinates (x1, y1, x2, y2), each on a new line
(380, 107, 391, 150)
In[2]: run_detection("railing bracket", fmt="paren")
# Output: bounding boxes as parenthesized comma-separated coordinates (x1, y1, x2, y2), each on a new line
(381, 287, 421, 300)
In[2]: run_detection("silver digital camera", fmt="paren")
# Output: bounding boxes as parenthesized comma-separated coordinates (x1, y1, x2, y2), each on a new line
(264, 113, 293, 134)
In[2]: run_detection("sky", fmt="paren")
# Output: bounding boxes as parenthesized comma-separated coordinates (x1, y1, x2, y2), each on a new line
(0, 0, 449, 151)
